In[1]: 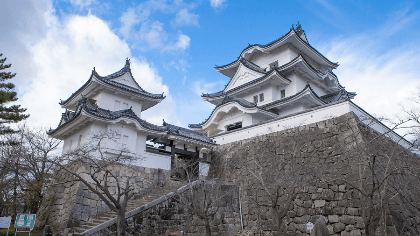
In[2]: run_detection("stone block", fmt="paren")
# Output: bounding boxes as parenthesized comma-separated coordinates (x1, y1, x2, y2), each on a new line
(322, 189, 335, 201)
(328, 215, 339, 223)
(314, 200, 326, 208)
(350, 229, 361, 236)
(347, 208, 359, 216)
(287, 211, 296, 218)
(339, 185, 346, 192)
(333, 222, 346, 232)
(303, 200, 313, 208)
(345, 225, 355, 232)
(340, 215, 356, 225)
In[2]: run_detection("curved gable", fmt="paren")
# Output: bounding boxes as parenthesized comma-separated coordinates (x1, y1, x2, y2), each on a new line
(224, 63, 265, 92)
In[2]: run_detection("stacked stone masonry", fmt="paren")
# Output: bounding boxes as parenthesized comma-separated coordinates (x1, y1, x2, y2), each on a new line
(38, 112, 420, 235)
(92, 181, 241, 236)
(209, 112, 420, 236)
(36, 164, 170, 233)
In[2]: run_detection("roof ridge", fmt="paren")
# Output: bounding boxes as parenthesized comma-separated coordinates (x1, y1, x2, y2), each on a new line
(59, 60, 165, 106)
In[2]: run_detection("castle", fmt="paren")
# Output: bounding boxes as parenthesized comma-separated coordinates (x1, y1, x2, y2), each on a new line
(49, 22, 411, 169)
(42, 23, 419, 235)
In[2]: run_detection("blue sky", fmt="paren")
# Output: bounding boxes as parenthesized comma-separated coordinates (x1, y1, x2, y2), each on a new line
(1, 0, 420, 129)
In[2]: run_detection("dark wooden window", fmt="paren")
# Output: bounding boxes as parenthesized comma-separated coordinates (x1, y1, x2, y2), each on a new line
(259, 93, 264, 102)
(253, 95, 258, 103)
(226, 122, 242, 131)
(281, 89, 286, 98)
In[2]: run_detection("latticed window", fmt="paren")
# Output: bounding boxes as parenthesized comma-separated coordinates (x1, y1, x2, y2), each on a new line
(226, 122, 242, 131)
(253, 95, 258, 103)
(259, 93, 264, 102)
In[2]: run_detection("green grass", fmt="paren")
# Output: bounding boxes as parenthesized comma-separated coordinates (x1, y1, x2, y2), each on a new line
(0, 224, 43, 236)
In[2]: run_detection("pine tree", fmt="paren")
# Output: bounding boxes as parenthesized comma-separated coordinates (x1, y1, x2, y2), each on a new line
(0, 53, 29, 135)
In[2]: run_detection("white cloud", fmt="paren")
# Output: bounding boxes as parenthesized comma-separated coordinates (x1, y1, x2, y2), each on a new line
(119, 8, 142, 39)
(119, 0, 195, 53)
(319, 16, 420, 124)
(11, 11, 179, 127)
(138, 21, 167, 48)
(192, 80, 223, 96)
(210, 0, 226, 8)
(174, 33, 191, 50)
(163, 33, 191, 52)
(173, 9, 199, 26)
(68, 0, 96, 8)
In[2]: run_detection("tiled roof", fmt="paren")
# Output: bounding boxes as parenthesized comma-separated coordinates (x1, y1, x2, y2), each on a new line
(202, 70, 290, 98)
(320, 89, 356, 103)
(215, 57, 266, 73)
(49, 98, 213, 144)
(189, 96, 274, 128)
(59, 59, 165, 105)
(241, 26, 338, 67)
(162, 121, 214, 143)
(261, 84, 355, 110)
(261, 84, 326, 109)
(239, 58, 266, 73)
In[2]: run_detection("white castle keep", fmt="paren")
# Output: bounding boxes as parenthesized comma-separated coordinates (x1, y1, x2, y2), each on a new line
(48, 23, 410, 171)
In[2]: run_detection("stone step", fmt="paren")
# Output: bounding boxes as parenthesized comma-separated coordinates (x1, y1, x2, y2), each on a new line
(85, 222, 99, 227)
(72, 185, 183, 235)
(92, 219, 107, 224)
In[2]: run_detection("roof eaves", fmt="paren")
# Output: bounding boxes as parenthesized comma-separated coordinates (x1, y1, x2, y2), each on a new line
(262, 84, 325, 109)
(189, 96, 276, 129)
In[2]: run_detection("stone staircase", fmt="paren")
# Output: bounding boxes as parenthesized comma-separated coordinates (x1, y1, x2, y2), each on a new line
(72, 181, 185, 236)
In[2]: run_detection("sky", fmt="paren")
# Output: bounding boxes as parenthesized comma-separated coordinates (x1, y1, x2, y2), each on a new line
(1, 0, 420, 131)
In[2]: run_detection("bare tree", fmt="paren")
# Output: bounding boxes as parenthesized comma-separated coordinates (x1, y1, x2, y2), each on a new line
(0, 125, 61, 217)
(19, 125, 61, 213)
(175, 158, 237, 236)
(48, 131, 144, 236)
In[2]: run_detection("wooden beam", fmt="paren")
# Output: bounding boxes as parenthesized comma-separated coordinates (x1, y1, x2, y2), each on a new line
(170, 140, 175, 170)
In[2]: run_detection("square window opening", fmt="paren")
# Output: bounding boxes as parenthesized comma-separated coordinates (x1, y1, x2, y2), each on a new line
(226, 122, 242, 132)
(259, 93, 264, 102)
(281, 89, 286, 99)
(253, 95, 258, 103)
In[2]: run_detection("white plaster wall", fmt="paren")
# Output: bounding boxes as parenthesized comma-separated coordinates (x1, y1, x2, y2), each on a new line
(215, 110, 254, 132)
(227, 64, 263, 91)
(213, 101, 354, 145)
(62, 121, 109, 154)
(238, 84, 274, 106)
(141, 152, 171, 170)
(136, 132, 148, 156)
(95, 90, 143, 117)
(62, 124, 93, 153)
(287, 44, 321, 70)
(110, 73, 140, 89)
(285, 74, 327, 97)
(278, 104, 307, 117)
(251, 114, 270, 125)
(106, 123, 138, 154)
(250, 45, 298, 70)
(212, 101, 413, 149)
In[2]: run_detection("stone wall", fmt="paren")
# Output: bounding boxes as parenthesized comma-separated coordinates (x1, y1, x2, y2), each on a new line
(209, 112, 420, 236)
(92, 180, 241, 236)
(38, 112, 420, 235)
(36, 163, 170, 233)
